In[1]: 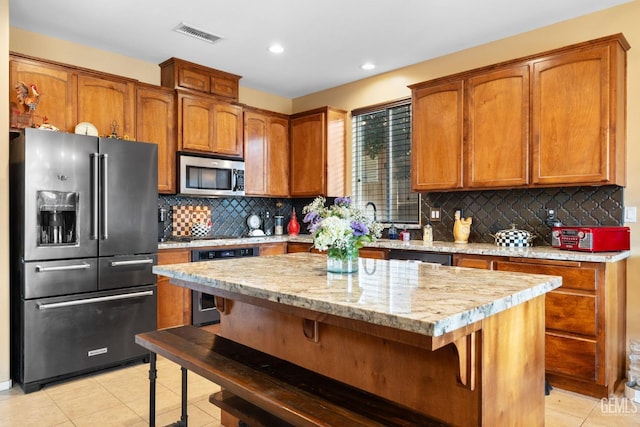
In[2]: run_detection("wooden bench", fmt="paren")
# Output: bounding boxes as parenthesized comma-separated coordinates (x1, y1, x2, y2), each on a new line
(135, 325, 447, 427)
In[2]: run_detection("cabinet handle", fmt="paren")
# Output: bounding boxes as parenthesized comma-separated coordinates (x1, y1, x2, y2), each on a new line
(38, 290, 154, 309)
(110, 259, 154, 267)
(35, 263, 91, 272)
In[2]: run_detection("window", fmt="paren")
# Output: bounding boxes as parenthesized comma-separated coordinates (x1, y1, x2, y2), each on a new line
(352, 99, 419, 224)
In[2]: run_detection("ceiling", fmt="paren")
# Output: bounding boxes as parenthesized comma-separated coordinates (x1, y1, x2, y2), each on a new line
(9, 0, 632, 99)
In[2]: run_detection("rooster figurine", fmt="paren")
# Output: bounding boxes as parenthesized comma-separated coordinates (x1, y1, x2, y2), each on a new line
(15, 81, 40, 113)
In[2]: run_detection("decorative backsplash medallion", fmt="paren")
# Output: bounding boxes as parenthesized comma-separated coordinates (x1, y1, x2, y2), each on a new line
(171, 205, 211, 237)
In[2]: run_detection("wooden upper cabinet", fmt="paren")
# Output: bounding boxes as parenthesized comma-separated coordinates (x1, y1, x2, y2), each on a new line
(160, 57, 240, 101)
(213, 102, 244, 157)
(244, 110, 290, 197)
(466, 65, 530, 189)
(77, 73, 135, 138)
(531, 36, 628, 187)
(267, 116, 290, 197)
(410, 33, 628, 192)
(136, 83, 176, 193)
(9, 55, 77, 132)
(411, 80, 464, 191)
(290, 107, 346, 197)
(177, 91, 243, 157)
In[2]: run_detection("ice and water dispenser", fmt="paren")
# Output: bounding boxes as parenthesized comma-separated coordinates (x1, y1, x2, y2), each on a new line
(37, 191, 78, 246)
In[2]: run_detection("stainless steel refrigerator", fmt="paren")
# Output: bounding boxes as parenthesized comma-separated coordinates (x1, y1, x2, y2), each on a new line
(10, 128, 158, 393)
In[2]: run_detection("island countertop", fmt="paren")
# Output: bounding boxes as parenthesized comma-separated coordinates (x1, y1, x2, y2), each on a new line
(153, 252, 561, 337)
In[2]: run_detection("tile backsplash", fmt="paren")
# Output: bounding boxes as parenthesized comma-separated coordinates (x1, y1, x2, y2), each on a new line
(421, 185, 624, 246)
(159, 185, 624, 246)
(158, 195, 313, 239)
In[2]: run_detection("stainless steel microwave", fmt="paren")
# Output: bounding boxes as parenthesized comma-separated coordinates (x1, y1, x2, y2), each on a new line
(178, 153, 245, 197)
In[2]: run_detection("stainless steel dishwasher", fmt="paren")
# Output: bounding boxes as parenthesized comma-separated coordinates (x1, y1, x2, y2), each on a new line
(388, 249, 452, 265)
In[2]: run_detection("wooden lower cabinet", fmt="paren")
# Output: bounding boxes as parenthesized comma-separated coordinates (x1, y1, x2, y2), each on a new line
(157, 248, 191, 329)
(258, 242, 287, 256)
(454, 253, 626, 398)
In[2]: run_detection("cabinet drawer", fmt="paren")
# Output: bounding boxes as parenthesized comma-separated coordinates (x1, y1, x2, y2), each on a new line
(546, 291, 596, 336)
(495, 261, 598, 291)
(546, 333, 596, 380)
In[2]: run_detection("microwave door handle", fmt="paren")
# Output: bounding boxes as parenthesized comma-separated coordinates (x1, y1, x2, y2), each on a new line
(91, 153, 99, 240)
(101, 153, 109, 240)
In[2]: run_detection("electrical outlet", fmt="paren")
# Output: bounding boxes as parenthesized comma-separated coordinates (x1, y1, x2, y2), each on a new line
(454, 208, 463, 219)
(429, 207, 441, 222)
(625, 206, 637, 223)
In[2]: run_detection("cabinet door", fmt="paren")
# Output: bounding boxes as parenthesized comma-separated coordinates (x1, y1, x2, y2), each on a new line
(466, 65, 529, 189)
(411, 81, 464, 191)
(136, 85, 176, 194)
(267, 116, 290, 197)
(244, 111, 268, 195)
(157, 249, 191, 329)
(77, 73, 135, 138)
(179, 93, 215, 152)
(213, 103, 243, 157)
(10, 57, 77, 132)
(290, 112, 326, 196)
(531, 46, 612, 185)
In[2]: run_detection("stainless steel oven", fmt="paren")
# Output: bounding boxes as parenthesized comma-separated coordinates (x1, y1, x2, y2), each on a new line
(190, 247, 259, 325)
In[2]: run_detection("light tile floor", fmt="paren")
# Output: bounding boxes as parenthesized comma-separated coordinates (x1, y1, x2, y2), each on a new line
(1, 359, 639, 426)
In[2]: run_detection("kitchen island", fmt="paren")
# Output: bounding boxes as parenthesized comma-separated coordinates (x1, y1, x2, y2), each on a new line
(152, 252, 561, 426)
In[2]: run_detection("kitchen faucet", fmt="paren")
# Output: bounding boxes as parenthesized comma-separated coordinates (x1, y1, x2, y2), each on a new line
(365, 202, 377, 221)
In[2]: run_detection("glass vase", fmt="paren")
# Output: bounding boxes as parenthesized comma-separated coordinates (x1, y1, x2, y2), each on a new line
(326, 245, 359, 273)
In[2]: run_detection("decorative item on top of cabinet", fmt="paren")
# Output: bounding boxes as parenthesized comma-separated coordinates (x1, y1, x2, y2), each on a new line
(160, 57, 241, 101)
(531, 34, 629, 187)
(290, 106, 347, 197)
(77, 72, 136, 139)
(244, 108, 289, 197)
(176, 90, 243, 157)
(136, 83, 177, 193)
(9, 53, 77, 132)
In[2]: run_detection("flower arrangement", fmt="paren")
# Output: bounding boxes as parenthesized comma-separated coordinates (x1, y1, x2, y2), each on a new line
(302, 196, 383, 253)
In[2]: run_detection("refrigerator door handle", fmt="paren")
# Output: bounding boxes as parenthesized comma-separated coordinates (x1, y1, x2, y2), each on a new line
(35, 263, 92, 273)
(110, 259, 154, 267)
(91, 153, 100, 240)
(100, 153, 109, 240)
(37, 290, 154, 310)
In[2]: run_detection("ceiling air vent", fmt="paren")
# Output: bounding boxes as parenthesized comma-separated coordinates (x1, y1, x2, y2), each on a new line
(173, 22, 222, 44)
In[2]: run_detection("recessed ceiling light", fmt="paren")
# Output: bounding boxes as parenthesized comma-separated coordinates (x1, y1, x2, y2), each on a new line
(269, 44, 285, 54)
(361, 62, 376, 70)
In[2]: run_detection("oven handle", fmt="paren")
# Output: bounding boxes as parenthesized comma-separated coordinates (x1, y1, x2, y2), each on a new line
(110, 259, 154, 267)
(37, 290, 154, 310)
(35, 263, 92, 273)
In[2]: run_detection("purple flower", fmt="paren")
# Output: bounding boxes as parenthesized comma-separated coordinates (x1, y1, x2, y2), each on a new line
(334, 197, 351, 207)
(303, 211, 319, 224)
(351, 221, 369, 237)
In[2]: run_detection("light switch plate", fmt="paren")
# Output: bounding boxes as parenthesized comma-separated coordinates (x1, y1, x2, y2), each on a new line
(429, 207, 441, 222)
(624, 206, 637, 223)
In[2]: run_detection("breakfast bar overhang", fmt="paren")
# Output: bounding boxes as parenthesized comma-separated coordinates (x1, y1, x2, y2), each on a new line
(151, 253, 562, 426)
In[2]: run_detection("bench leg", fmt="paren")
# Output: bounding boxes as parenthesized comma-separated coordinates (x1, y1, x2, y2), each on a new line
(166, 367, 188, 427)
(148, 352, 157, 427)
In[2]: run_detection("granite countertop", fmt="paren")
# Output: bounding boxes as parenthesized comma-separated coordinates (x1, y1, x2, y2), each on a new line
(153, 252, 561, 337)
(158, 235, 630, 263)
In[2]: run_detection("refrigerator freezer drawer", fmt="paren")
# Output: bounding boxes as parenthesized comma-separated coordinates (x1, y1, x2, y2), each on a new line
(23, 258, 98, 299)
(18, 285, 157, 392)
(99, 254, 157, 290)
